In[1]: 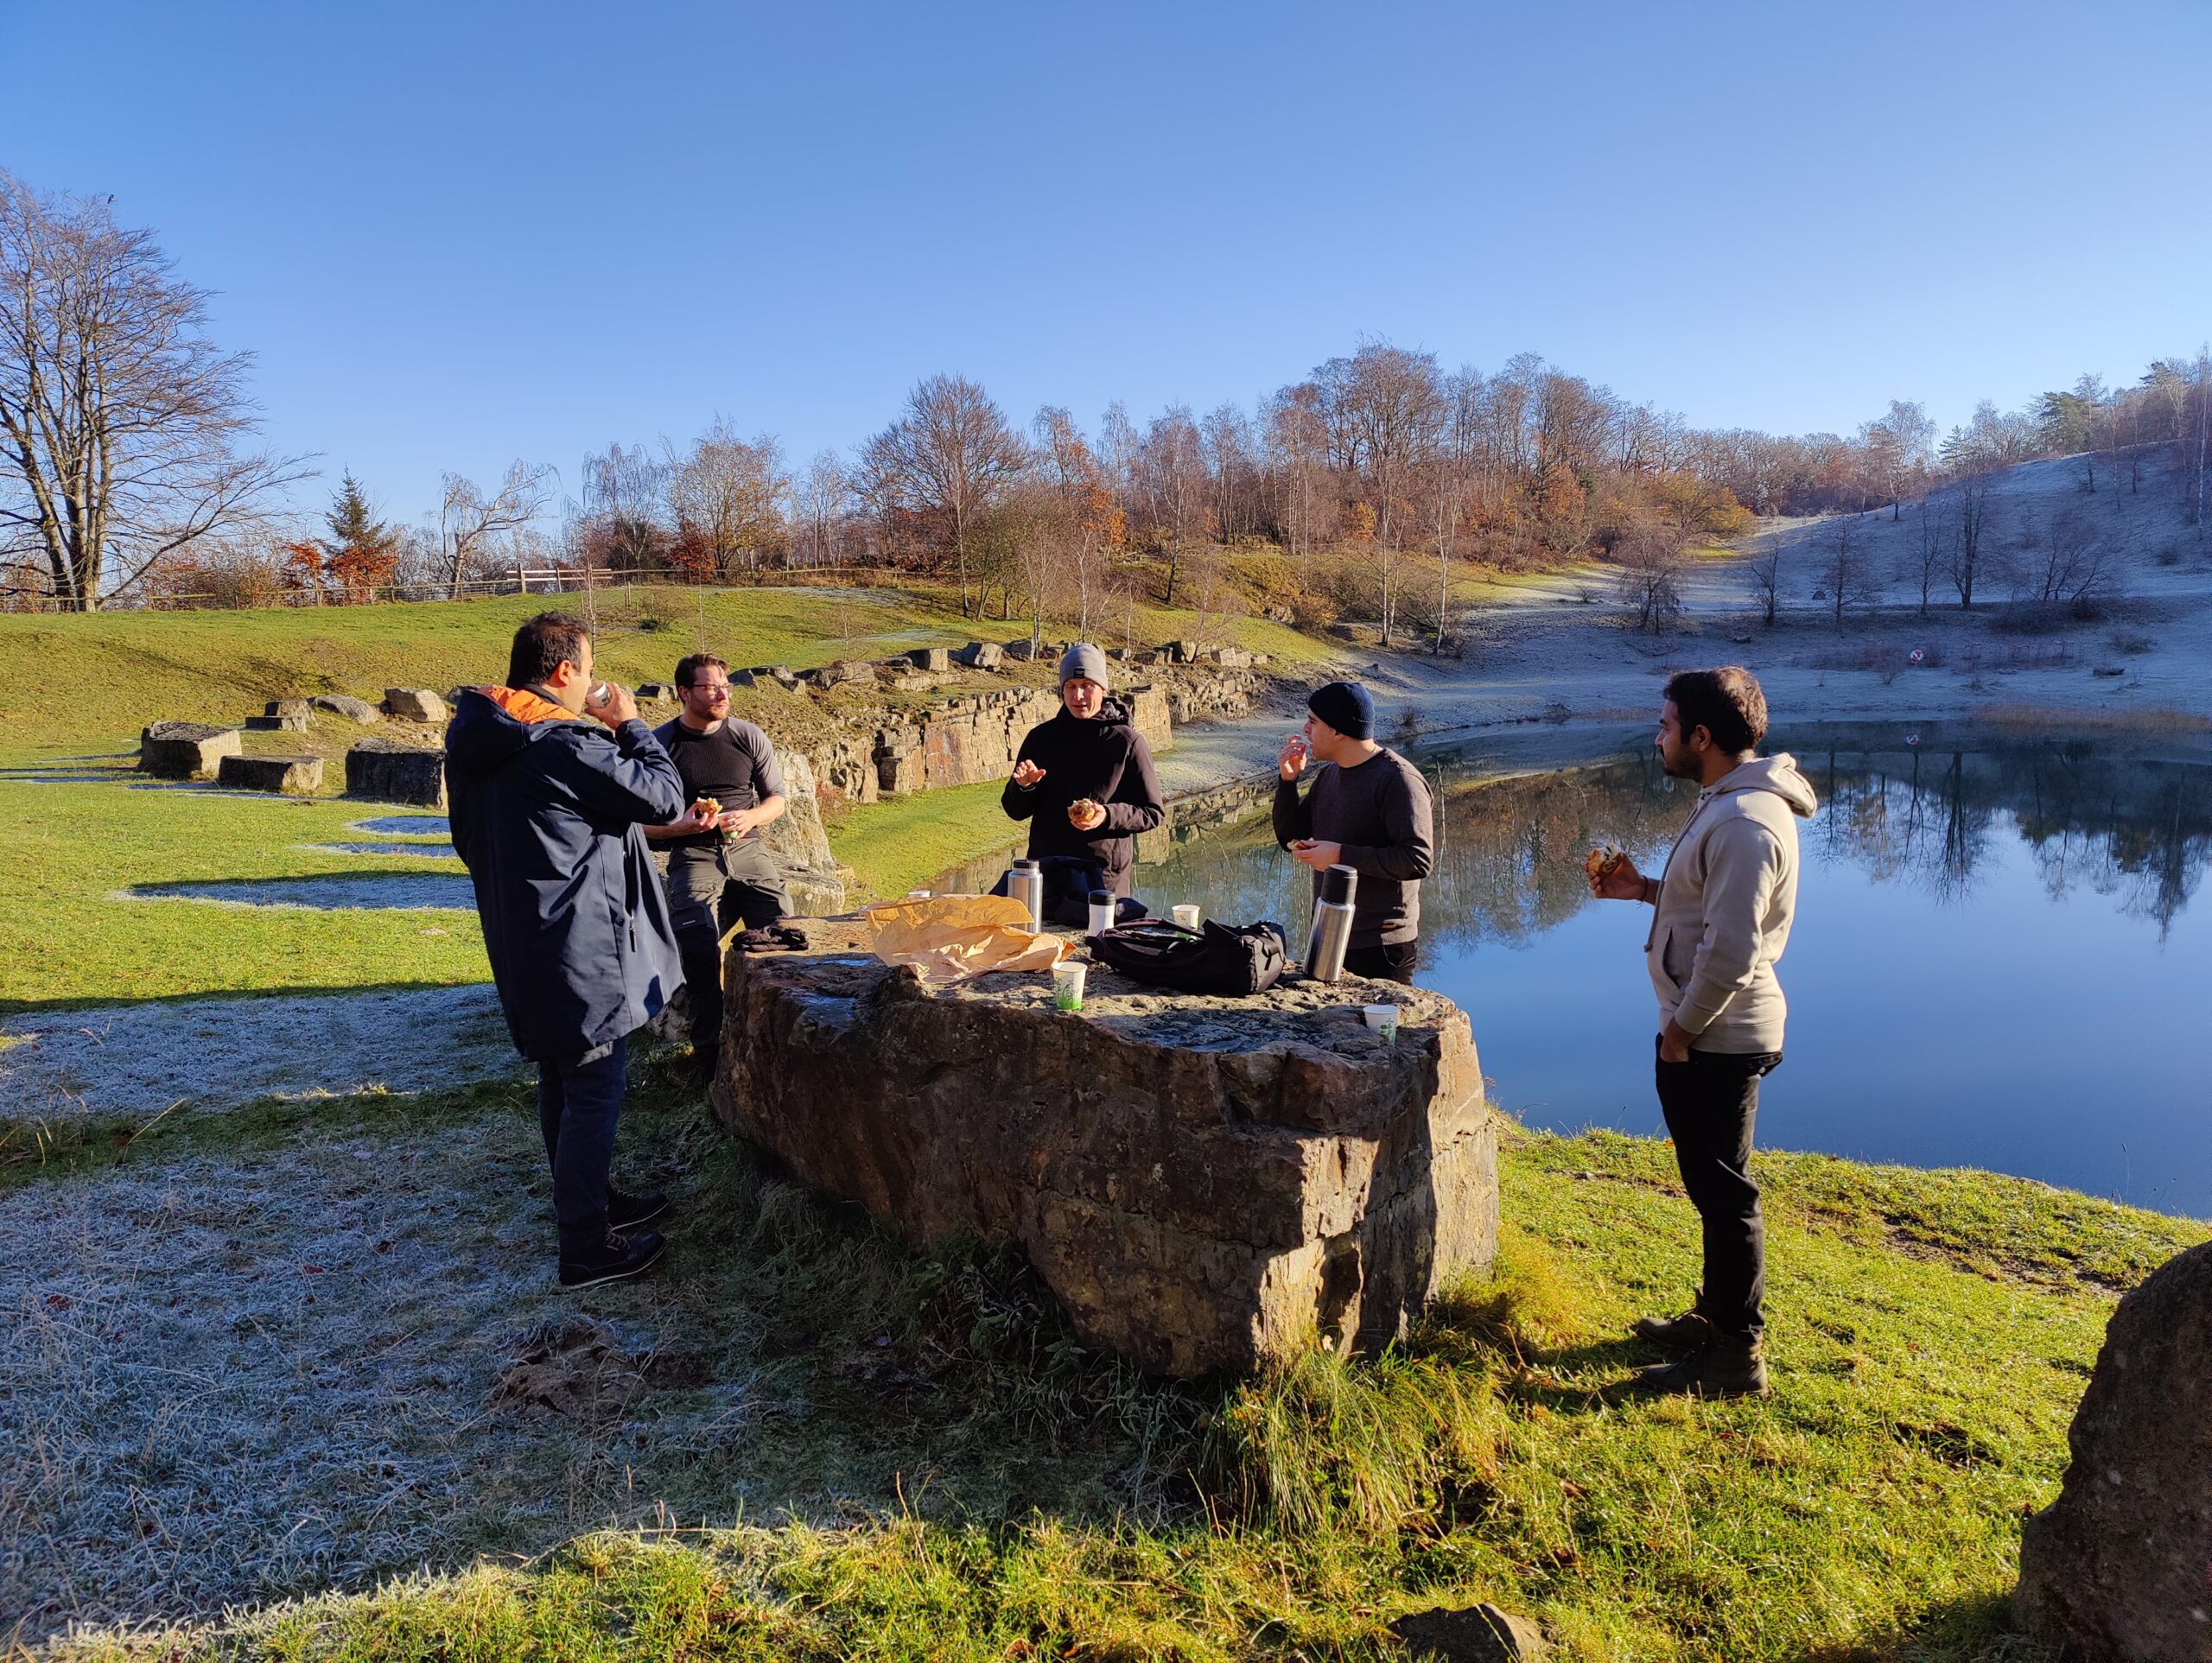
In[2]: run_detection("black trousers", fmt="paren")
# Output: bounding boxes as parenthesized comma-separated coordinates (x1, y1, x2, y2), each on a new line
(1654, 1039, 1782, 1341)
(1344, 939, 1418, 984)
(665, 841, 790, 1050)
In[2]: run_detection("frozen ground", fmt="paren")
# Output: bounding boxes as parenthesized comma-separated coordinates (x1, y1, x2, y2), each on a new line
(0, 985, 517, 1124)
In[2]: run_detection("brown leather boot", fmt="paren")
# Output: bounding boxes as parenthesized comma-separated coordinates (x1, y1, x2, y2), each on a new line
(1632, 1332, 1770, 1399)
(1632, 1305, 1714, 1353)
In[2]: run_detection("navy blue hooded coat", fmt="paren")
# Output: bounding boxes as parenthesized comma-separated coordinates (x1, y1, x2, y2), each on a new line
(446, 685, 689, 1062)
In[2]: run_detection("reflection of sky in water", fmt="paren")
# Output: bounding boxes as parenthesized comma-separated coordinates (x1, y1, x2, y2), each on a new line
(1131, 733, 2212, 1218)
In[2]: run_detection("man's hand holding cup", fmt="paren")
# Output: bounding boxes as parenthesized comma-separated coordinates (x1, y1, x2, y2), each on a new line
(587, 681, 639, 727)
(1278, 733, 1310, 783)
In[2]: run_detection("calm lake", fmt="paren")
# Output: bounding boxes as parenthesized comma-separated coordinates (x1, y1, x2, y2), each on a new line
(943, 721, 2212, 1216)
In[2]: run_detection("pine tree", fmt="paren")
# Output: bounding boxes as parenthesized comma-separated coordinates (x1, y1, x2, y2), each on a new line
(320, 472, 400, 600)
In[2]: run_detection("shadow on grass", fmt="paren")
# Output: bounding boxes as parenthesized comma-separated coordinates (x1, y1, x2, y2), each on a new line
(0, 976, 492, 1018)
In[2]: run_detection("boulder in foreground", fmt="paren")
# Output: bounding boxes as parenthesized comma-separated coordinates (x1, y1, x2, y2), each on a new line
(218, 753, 323, 794)
(711, 920, 1496, 1376)
(139, 721, 240, 779)
(346, 739, 448, 809)
(2015, 1238, 2212, 1661)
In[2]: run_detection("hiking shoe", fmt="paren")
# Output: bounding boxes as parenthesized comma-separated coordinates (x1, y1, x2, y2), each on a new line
(557, 1228, 666, 1289)
(607, 1187, 669, 1231)
(1632, 1306, 1715, 1353)
(1632, 1334, 1770, 1399)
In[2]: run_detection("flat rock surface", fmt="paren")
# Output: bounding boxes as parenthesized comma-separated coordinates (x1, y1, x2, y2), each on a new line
(713, 917, 1496, 1374)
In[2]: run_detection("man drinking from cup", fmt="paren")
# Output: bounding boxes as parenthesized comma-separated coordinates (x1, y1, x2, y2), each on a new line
(1272, 679, 1434, 983)
(447, 612, 687, 1289)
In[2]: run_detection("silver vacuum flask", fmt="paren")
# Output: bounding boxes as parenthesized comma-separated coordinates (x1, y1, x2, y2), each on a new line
(1007, 859, 1045, 931)
(1303, 863, 1358, 982)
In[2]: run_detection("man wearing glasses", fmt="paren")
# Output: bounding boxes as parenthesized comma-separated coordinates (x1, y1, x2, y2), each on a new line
(645, 653, 791, 1081)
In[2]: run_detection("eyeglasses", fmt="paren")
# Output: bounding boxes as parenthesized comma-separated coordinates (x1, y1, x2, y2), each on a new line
(684, 683, 731, 699)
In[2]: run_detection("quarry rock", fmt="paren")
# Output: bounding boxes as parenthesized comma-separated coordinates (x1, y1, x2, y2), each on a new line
(311, 694, 382, 724)
(758, 751, 845, 916)
(244, 713, 309, 732)
(637, 682, 678, 702)
(1002, 638, 1051, 662)
(2015, 1238, 2212, 1662)
(1390, 1603, 1548, 1662)
(1162, 638, 1198, 663)
(908, 646, 951, 673)
(265, 698, 314, 719)
(952, 641, 1004, 670)
(139, 721, 242, 779)
(383, 688, 448, 724)
(728, 669, 757, 688)
(218, 753, 323, 795)
(807, 658, 877, 689)
(711, 922, 1497, 1376)
(346, 739, 448, 809)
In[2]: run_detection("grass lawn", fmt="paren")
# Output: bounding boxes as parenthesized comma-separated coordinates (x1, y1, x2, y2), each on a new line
(823, 779, 1023, 904)
(12, 1057, 2198, 1661)
(0, 581, 1327, 765)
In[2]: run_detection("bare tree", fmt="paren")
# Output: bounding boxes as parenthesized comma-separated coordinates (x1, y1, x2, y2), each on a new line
(1138, 407, 1206, 606)
(1748, 536, 1784, 627)
(861, 374, 1027, 617)
(1262, 383, 1329, 557)
(665, 422, 787, 577)
(1615, 524, 1688, 633)
(1951, 469, 1993, 609)
(795, 449, 849, 568)
(1908, 495, 1945, 616)
(439, 461, 551, 598)
(1315, 340, 1444, 645)
(1818, 512, 1873, 627)
(0, 172, 303, 607)
(2021, 508, 2114, 606)
(576, 441, 668, 573)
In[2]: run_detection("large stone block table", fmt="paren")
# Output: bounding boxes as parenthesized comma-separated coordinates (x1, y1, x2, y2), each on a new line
(710, 920, 1497, 1376)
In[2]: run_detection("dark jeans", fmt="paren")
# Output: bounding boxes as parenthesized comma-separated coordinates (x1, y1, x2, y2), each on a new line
(1655, 1039, 1782, 1341)
(1345, 939, 1419, 984)
(538, 1034, 628, 1260)
(665, 841, 790, 1049)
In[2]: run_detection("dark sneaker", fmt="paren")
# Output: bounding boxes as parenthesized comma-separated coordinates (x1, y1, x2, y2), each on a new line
(607, 1187, 669, 1231)
(558, 1228, 667, 1289)
(1632, 1334, 1770, 1399)
(1632, 1306, 1715, 1353)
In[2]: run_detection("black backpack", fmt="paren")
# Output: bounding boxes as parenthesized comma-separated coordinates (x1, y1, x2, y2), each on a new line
(1088, 919, 1288, 996)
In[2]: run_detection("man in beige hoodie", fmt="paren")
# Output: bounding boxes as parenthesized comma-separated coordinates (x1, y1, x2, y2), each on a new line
(1590, 666, 1817, 1397)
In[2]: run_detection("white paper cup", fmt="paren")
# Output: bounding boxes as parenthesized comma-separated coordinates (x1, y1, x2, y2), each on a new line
(1363, 1003, 1400, 1044)
(1052, 960, 1088, 1011)
(1172, 904, 1203, 930)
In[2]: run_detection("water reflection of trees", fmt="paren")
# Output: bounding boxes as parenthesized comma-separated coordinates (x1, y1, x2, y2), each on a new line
(1142, 737, 2209, 949)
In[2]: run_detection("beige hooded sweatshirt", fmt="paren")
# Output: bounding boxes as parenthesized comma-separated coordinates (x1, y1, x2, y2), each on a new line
(1645, 753, 1819, 1054)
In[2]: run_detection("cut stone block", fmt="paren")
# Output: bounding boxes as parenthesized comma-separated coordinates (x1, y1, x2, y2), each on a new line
(637, 682, 678, 702)
(244, 714, 309, 732)
(346, 739, 448, 809)
(383, 688, 449, 724)
(805, 658, 878, 689)
(951, 641, 1005, 670)
(908, 647, 951, 673)
(218, 753, 323, 795)
(265, 698, 314, 719)
(712, 921, 1495, 1376)
(140, 721, 242, 780)
(311, 694, 382, 724)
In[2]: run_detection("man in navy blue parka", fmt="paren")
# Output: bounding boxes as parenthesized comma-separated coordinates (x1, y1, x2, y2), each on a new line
(447, 612, 688, 1287)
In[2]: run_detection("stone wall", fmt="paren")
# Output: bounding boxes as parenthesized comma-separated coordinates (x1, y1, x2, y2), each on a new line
(711, 921, 1497, 1376)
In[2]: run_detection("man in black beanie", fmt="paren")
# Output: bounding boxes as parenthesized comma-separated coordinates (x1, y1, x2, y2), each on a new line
(1271, 680, 1435, 981)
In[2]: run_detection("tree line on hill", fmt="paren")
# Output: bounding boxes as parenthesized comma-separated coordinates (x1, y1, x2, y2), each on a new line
(4, 170, 2209, 626)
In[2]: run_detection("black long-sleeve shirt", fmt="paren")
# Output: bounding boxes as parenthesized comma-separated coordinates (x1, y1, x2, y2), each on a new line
(1272, 747, 1435, 946)
(1001, 698, 1166, 897)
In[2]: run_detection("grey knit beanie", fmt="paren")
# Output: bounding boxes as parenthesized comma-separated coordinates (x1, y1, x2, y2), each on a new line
(1058, 642, 1110, 690)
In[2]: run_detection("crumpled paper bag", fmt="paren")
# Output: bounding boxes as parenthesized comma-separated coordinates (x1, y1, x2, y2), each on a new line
(862, 894, 1069, 983)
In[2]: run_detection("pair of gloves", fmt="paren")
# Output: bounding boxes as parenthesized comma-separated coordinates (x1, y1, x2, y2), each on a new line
(722, 923, 810, 953)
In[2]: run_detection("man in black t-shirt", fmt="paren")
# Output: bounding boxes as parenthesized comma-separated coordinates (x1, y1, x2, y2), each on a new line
(645, 652, 791, 1076)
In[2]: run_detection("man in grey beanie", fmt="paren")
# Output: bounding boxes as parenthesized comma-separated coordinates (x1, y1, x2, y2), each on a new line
(1001, 643, 1166, 904)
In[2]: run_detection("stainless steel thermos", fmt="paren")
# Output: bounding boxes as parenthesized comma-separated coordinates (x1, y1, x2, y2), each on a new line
(1087, 887, 1115, 936)
(1007, 859, 1045, 931)
(1303, 863, 1358, 982)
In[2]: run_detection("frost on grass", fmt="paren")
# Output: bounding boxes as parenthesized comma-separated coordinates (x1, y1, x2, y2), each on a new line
(302, 841, 462, 858)
(118, 874, 478, 910)
(0, 987, 516, 1122)
(349, 816, 450, 837)
(0, 1112, 760, 1643)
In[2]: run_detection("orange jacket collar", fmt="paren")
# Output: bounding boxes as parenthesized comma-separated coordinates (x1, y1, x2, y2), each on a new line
(485, 685, 579, 725)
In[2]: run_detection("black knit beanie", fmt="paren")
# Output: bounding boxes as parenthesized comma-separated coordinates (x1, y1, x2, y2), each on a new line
(1306, 680, 1376, 740)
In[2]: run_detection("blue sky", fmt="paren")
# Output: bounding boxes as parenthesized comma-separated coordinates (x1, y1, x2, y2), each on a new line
(6, 0, 2207, 526)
